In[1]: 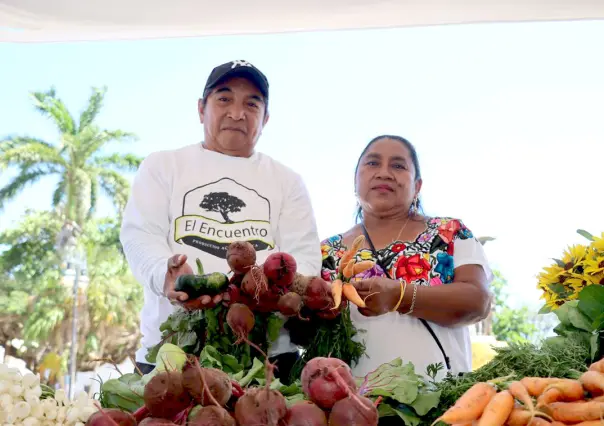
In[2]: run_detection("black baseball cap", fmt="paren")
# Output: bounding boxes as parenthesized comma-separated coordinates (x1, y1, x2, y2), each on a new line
(203, 60, 269, 102)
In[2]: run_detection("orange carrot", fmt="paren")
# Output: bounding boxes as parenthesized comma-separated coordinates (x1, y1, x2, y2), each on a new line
(338, 252, 354, 275)
(430, 382, 497, 426)
(331, 279, 343, 310)
(342, 283, 366, 308)
(543, 400, 604, 423)
(520, 378, 559, 397)
(477, 390, 515, 426)
(352, 260, 375, 275)
(509, 381, 536, 418)
(537, 379, 585, 407)
(343, 259, 356, 279)
(350, 234, 365, 253)
(579, 371, 604, 397)
(589, 358, 604, 374)
(506, 407, 532, 426)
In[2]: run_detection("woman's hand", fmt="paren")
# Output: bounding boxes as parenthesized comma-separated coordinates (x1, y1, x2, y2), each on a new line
(351, 277, 404, 316)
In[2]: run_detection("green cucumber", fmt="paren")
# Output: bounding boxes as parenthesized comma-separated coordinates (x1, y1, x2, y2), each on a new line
(175, 272, 229, 298)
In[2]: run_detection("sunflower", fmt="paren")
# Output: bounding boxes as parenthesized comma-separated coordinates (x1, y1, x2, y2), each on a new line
(544, 291, 565, 310)
(589, 232, 604, 252)
(560, 243, 588, 270)
(537, 264, 566, 289)
(583, 253, 604, 276)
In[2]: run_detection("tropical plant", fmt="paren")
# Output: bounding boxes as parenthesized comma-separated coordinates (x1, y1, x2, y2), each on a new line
(0, 86, 142, 225)
(0, 210, 143, 373)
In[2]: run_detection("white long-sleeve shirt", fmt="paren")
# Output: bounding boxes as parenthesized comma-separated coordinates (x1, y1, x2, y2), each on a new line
(120, 143, 322, 363)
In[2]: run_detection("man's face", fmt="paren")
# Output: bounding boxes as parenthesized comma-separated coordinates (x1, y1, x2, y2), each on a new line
(198, 76, 269, 158)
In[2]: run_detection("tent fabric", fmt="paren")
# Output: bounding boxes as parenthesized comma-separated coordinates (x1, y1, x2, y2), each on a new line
(1, 0, 604, 43)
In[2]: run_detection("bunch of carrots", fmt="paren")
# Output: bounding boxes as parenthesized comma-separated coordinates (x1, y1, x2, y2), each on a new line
(432, 358, 604, 426)
(330, 235, 376, 310)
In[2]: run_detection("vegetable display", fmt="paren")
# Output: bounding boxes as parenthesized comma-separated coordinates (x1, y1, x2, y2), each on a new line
(432, 358, 604, 425)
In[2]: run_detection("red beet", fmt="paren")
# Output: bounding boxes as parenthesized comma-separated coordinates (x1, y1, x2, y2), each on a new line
(282, 401, 328, 426)
(277, 292, 304, 317)
(234, 386, 288, 426)
(226, 303, 255, 344)
(301, 357, 357, 410)
(188, 405, 236, 426)
(226, 241, 256, 274)
(328, 395, 378, 426)
(143, 371, 191, 419)
(304, 278, 333, 311)
(263, 252, 297, 288)
(241, 267, 269, 300)
(137, 418, 177, 426)
(182, 363, 232, 407)
(85, 409, 137, 426)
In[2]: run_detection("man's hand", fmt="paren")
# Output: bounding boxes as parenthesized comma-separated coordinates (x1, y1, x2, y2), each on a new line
(163, 254, 230, 310)
(351, 277, 402, 317)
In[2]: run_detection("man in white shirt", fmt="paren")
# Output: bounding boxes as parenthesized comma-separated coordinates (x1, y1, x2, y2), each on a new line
(120, 60, 322, 382)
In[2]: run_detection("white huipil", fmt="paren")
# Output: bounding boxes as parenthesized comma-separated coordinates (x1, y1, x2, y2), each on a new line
(120, 143, 322, 364)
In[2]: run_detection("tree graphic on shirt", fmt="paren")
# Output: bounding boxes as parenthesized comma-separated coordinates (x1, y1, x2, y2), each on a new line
(200, 192, 246, 224)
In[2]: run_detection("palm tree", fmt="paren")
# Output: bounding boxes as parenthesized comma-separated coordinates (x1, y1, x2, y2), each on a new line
(0, 86, 142, 225)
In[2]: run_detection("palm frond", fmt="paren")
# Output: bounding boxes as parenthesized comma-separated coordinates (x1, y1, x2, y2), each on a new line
(88, 176, 99, 219)
(30, 88, 76, 135)
(78, 86, 107, 132)
(93, 153, 142, 172)
(80, 129, 138, 161)
(52, 174, 67, 208)
(0, 136, 55, 153)
(0, 167, 54, 210)
(98, 169, 131, 213)
(0, 140, 66, 170)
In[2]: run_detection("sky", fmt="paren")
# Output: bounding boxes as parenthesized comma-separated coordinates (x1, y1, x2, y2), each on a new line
(1, 19, 603, 309)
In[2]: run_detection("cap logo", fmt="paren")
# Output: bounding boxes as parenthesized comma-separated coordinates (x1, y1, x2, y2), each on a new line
(231, 60, 253, 69)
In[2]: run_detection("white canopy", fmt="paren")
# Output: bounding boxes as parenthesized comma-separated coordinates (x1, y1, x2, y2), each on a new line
(1, 0, 603, 43)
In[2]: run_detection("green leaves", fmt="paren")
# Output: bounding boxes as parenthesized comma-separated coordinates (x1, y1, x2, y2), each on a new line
(359, 358, 441, 425)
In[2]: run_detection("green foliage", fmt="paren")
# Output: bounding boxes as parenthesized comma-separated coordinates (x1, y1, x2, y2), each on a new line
(0, 86, 142, 224)
(490, 269, 538, 344)
(0, 210, 143, 372)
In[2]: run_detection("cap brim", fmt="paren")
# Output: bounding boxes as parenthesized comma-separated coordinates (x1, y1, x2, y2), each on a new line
(206, 67, 268, 99)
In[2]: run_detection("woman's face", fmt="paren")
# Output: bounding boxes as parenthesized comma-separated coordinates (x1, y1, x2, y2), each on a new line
(355, 138, 422, 217)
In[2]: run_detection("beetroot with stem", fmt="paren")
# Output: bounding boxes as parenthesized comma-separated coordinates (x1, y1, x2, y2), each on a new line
(86, 407, 137, 426)
(188, 405, 236, 426)
(241, 266, 269, 300)
(301, 357, 357, 410)
(182, 359, 232, 407)
(304, 277, 333, 311)
(277, 292, 306, 320)
(143, 371, 191, 419)
(234, 386, 288, 426)
(263, 252, 297, 288)
(137, 418, 177, 426)
(226, 241, 256, 274)
(328, 395, 379, 426)
(282, 401, 328, 426)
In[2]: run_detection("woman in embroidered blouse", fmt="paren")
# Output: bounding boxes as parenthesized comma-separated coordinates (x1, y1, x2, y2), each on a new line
(321, 135, 493, 380)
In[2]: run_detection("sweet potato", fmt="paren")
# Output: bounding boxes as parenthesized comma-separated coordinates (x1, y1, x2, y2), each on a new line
(234, 386, 288, 426)
(263, 252, 297, 288)
(226, 241, 256, 274)
(283, 401, 328, 426)
(301, 357, 357, 410)
(143, 371, 191, 419)
(328, 395, 378, 426)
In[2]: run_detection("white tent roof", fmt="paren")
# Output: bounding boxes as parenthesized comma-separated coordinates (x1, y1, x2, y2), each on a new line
(1, 0, 603, 43)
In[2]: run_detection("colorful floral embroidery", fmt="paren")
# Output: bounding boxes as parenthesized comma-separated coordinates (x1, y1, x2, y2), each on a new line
(321, 217, 474, 287)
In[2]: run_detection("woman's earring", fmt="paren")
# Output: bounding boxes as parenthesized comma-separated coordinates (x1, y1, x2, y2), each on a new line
(410, 196, 419, 214)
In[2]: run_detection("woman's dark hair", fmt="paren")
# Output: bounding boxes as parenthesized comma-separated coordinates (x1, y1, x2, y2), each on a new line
(354, 135, 423, 223)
